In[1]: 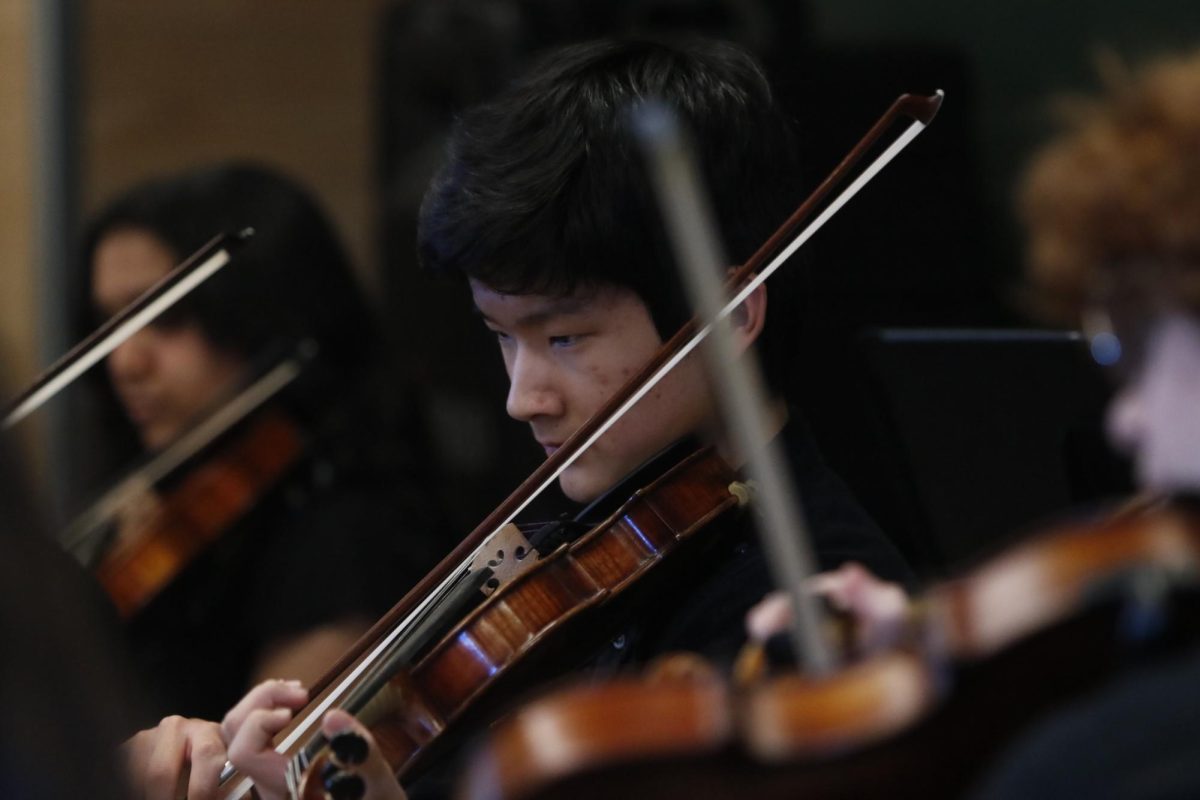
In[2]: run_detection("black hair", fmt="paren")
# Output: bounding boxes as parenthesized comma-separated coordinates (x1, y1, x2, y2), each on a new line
(417, 37, 806, 392)
(79, 163, 376, 374)
(72, 163, 387, 483)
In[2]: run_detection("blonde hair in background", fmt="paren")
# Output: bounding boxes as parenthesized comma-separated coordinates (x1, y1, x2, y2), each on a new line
(1019, 46, 1200, 321)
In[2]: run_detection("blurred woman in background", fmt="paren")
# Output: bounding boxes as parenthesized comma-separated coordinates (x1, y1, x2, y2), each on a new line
(73, 163, 445, 723)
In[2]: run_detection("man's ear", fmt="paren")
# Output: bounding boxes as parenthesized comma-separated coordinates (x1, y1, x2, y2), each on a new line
(729, 271, 767, 352)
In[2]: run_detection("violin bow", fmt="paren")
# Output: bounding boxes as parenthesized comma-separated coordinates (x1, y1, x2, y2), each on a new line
(221, 90, 944, 798)
(60, 341, 314, 562)
(2, 228, 253, 429)
(639, 92, 940, 675)
(628, 91, 947, 674)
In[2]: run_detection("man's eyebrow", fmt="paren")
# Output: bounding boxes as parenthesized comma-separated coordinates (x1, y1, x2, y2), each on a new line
(474, 294, 593, 327)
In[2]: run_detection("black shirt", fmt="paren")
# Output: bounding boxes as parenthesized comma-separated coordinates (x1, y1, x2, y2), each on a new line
(124, 446, 442, 723)
(590, 412, 913, 671)
(973, 644, 1200, 800)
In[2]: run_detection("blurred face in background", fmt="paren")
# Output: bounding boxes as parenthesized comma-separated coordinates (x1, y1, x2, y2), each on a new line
(91, 228, 246, 449)
(1104, 309, 1200, 492)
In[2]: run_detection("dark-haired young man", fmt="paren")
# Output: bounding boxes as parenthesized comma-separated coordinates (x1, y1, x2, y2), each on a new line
(415, 35, 913, 660)
(224, 38, 912, 799)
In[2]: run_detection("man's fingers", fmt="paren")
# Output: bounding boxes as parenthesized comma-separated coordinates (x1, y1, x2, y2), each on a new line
(184, 723, 228, 800)
(122, 717, 232, 800)
(226, 707, 297, 800)
(746, 592, 791, 642)
(121, 729, 157, 800)
(221, 679, 308, 744)
(745, 563, 907, 649)
(228, 707, 294, 757)
(141, 716, 188, 800)
(807, 562, 870, 609)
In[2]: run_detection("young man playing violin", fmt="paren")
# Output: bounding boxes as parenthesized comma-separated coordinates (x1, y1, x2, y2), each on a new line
(124, 37, 913, 800)
(210, 37, 914, 800)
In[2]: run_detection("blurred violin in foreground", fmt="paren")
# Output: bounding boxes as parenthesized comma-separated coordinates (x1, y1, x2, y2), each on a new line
(458, 499, 1200, 800)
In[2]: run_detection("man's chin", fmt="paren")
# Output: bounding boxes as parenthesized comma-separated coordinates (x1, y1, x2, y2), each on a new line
(558, 470, 604, 505)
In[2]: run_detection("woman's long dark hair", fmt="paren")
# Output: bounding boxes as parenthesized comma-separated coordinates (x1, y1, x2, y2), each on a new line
(71, 163, 393, 492)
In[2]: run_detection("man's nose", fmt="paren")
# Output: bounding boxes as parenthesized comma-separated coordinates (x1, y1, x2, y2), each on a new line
(505, 350, 562, 422)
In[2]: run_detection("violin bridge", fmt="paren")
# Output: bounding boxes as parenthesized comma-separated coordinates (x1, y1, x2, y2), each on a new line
(470, 523, 538, 596)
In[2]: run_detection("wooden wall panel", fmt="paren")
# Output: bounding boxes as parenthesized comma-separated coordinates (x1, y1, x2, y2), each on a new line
(0, 0, 38, 390)
(81, 1, 390, 286)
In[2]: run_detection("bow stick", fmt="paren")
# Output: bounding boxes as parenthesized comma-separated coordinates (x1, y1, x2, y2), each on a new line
(2, 228, 253, 429)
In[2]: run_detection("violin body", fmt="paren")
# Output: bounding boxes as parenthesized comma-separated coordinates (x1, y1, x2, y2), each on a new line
(464, 650, 939, 800)
(92, 409, 305, 618)
(385, 452, 740, 772)
(232, 447, 748, 799)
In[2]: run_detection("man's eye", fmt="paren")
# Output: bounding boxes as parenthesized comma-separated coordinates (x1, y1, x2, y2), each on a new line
(549, 334, 582, 348)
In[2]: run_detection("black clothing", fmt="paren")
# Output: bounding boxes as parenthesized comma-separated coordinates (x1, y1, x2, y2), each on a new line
(973, 644, 1200, 800)
(125, 444, 441, 723)
(591, 412, 913, 671)
(0, 450, 135, 800)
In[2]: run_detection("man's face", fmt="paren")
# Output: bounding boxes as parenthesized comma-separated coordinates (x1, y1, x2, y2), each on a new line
(471, 280, 715, 503)
(1106, 312, 1200, 492)
(92, 228, 246, 449)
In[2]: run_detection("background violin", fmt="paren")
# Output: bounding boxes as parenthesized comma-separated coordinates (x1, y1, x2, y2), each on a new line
(64, 350, 310, 618)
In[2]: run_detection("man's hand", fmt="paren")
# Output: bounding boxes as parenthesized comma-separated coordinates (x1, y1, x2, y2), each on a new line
(122, 679, 310, 800)
(122, 716, 227, 800)
(221, 679, 310, 800)
(746, 562, 910, 654)
(225, 688, 406, 800)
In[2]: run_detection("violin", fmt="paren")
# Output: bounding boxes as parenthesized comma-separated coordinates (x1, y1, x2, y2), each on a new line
(214, 90, 943, 799)
(89, 409, 304, 618)
(222, 444, 750, 798)
(1, 228, 299, 619)
(456, 500, 1200, 800)
(63, 349, 311, 618)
